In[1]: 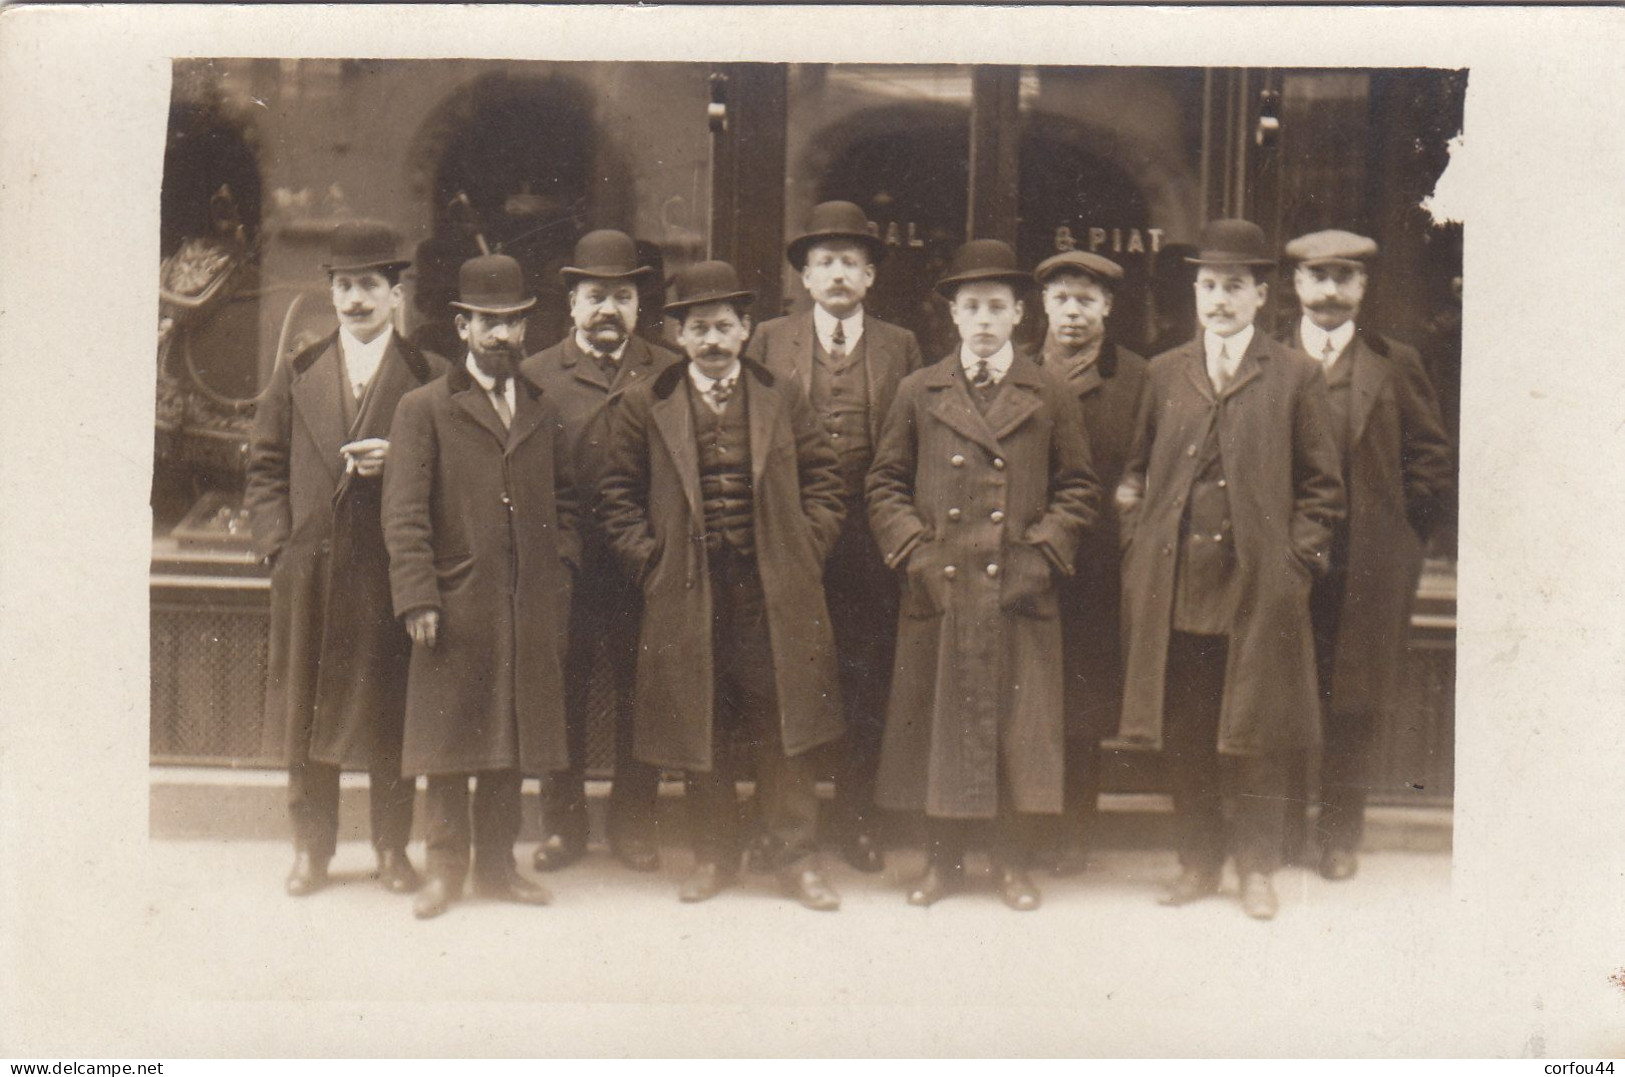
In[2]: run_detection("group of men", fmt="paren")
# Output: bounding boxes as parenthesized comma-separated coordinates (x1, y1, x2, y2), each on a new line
(245, 205, 1451, 922)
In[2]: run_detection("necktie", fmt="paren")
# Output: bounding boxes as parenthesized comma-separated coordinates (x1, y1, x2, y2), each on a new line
(970, 359, 993, 388)
(490, 375, 512, 430)
(709, 376, 737, 412)
(828, 322, 847, 366)
(594, 350, 619, 384)
(1322, 338, 1339, 366)
(1213, 344, 1232, 393)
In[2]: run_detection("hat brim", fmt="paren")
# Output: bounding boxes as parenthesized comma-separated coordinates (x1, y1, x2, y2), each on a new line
(786, 232, 887, 269)
(559, 264, 660, 287)
(1033, 260, 1124, 286)
(934, 269, 1033, 299)
(663, 289, 756, 315)
(323, 259, 413, 275)
(1183, 253, 1278, 268)
(1291, 256, 1371, 269)
(449, 297, 537, 315)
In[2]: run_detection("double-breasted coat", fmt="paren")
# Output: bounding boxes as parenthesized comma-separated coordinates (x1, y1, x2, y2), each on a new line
(866, 354, 1100, 818)
(245, 332, 445, 768)
(1282, 324, 1453, 717)
(1116, 332, 1345, 755)
(381, 363, 581, 777)
(598, 358, 848, 772)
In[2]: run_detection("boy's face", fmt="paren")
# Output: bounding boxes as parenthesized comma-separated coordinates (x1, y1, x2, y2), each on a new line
(1194, 265, 1267, 338)
(950, 281, 1023, 359)
(1042, 272, 1113, 352)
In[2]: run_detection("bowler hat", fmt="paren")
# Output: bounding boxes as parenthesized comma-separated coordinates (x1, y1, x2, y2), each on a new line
(1184, 219, 1277, 268)
(322, 220, 412, 274)
(559, 229, 658, 287)
(785, 201, 885, 268)
(450, 254, 536, 315)
(663, 260, 756, 315)
(934, 239, 1032, 299)
(1284, 229, 1379, 268)
(1033, 249, 1125, 287)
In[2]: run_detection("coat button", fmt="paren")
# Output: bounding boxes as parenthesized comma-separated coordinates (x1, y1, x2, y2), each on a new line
(1213, 533, 1224, 542)
(986, 563, 1000, 577)
(1217, 478, 1227, 488)
(992, 457, 1006, 470)
(951, 454, 965, 467)
(1186, 445, 1198, 457)
(501, 492, 513, 506)
(990, 510, 1005, 524)
(947, 507, 962, 521)
(943, 564, 958, 579)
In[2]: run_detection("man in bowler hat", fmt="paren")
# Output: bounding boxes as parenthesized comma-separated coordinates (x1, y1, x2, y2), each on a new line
(520, 230, 680, 875)
(246, 220, 443, 898)
(1115, 219, 1344, 920)
(744, 201, 924, 873)
(383, 254, 580, 919)
(868, 239, 1098, 910)
(599, 260, 849, 909)
(1278, 230, 1453, 881)
(1029, 250, 1150, 876)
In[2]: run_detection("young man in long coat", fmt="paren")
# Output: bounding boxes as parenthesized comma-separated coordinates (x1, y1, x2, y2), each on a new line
(382, 254, 580, 919)
(1029, 250, 1150, 876)
(598, 260, 848, 910)
(1115, 219, 1345, 920)
(744, 201, 924, 873)
(1277, 230, 1454, 880)
(867, 239, 1099, 911)
(519, 230, 679, 875)
(245, 221, 444, 898)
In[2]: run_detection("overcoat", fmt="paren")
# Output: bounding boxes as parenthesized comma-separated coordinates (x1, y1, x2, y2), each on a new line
(1281, 324, 1453, 716)
(1041, 340, 1150, 740)
(598, 358, 848, 772)
(244, 332, 445, 768)
(381, 363, 580, 777)
(1116, 332, 1345, 755)
(866, 354, 1100, 818)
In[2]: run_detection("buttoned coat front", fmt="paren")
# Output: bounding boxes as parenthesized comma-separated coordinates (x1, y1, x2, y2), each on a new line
(598, 358, 848, 772)
(1116, 332, 1345, 755)
(1281, 324, 1453, 717)
(866, 354, 1100, 818)
(381, 365, 580, 777)
(245, 332, 445, 768)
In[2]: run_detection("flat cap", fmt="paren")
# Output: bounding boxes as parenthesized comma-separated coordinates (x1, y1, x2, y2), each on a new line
(1033, 250, 1125, 286)
(1284, 229, 1379, 267)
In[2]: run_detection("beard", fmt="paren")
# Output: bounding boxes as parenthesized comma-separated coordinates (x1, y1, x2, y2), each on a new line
(470, 340, 519, 378)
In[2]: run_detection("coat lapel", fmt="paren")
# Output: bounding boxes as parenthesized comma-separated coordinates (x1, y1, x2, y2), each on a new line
(651, 376, 704, 524)
(449, 366, 512, 449)
(504, 372, 550, 456)
(290, 338, 347, 484)
(1218, 333, 1266, 401)
(789, 311, 815, 396)
(351, 335, 412, 441)
(983, 357, 1047, 441)
(922, 358, 1004, 458)
(745, 371, 785, 483)
(1068, 357, 1105, 400)
(562, 335, 614, 393)
(1347, 331, 1387, 444)
(1178, 341, 1218, 405)
(612, 337, 662, 400)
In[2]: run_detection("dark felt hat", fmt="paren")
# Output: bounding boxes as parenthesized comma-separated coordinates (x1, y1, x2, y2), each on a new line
(449, 254, 536, 315)
(1033, 249, 1126, 287)
(1184, 218, 1277, 268)
(322, 220, 412, 274)
(559, 229, 657, 287)
(934, 239, 1032, 299)
(663, 260, 756, 315)
(785, 201, 886, 268)
(1284, 229, 1379, 268)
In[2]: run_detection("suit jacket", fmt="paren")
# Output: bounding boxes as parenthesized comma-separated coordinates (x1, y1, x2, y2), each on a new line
(244, 332, 444, 767)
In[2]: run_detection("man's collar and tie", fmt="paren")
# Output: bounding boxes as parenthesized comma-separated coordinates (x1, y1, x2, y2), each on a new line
(466, 354, 516, 429)
(813, 305, 864, 362)
(1203, 323, 1255, 393)
(687, 359, 743, 414)
(959, 341, 1015, 389)
(575, 330, 629, 383)
(338, 326, 393, 400)
(1299, 316, 1355, 369)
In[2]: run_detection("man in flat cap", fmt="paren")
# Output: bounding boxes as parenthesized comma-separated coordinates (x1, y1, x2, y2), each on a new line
(520, 230, 679, 875)
(1115, 219, 1344, 920)
(1279, 229, 1453, 881)
(383, 254, 579, 919)
(868, 239, 1098, 910)
(1029, 250, 1150, 876)
(599, 260, 848, 909)
(246, 220, 444, 898)
(745, 201, 924, 873)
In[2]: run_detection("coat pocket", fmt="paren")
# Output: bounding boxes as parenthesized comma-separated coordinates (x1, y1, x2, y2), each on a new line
(900, 540, 950, 619)
(1000, 542, 1059, 619)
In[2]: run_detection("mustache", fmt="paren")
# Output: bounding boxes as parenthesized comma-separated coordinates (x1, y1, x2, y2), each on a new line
(1306, 299, 1353, 311)
(340, 307, 373, 317)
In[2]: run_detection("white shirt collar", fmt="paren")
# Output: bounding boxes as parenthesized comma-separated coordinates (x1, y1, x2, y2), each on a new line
(574, 330, 629, 363)
(812, 305, 864, 351)
(1300, 316, 1355, 365)
(687, 359, 742, 394)
(1203, 324, 1254, 392)
(338, 326, 393, 395)
(959, 341, 1015, 384)
(465, 354, 516, 408)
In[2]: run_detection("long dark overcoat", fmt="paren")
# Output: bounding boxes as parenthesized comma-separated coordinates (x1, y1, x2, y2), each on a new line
(244, 332, 444, 768)
(1282, 324, 1453, 716)
(598, 358, 848, 771)
(1116, 332, 1345, 755)
(381, 364, 580, 777)
(866, 354, 1100, 818)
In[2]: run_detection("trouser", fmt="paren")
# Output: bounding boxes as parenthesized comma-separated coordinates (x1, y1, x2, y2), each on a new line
(686, 546, 819, 872)
(1163, 632, 1288, 877)
(421, 770, 523, 888)
(543, 552, 660, 845)
(922, 753, 1041, 870)
(1042, 736, 1103, 854)
(288, 756, 414, 862)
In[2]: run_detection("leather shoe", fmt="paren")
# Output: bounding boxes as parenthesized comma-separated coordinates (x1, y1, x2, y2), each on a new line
(611, 833, 662, 873)
(376, 848, 422, 894)
(531, 832, 587, 873)
(473, 868, 552, 906)
(285, 851, 329, 897)
(679, 860, 734, 903)
(840, 831, 885, 874)
(1240, 872, 1279, 921)
(1318, 846, 1359, 881)
(413, 875, 456, 920)
(906, 862, 960, 907)
(996, 865, 1042, 911)
(782, 866, 841, 911)
(1159, 867, 1221, 907)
